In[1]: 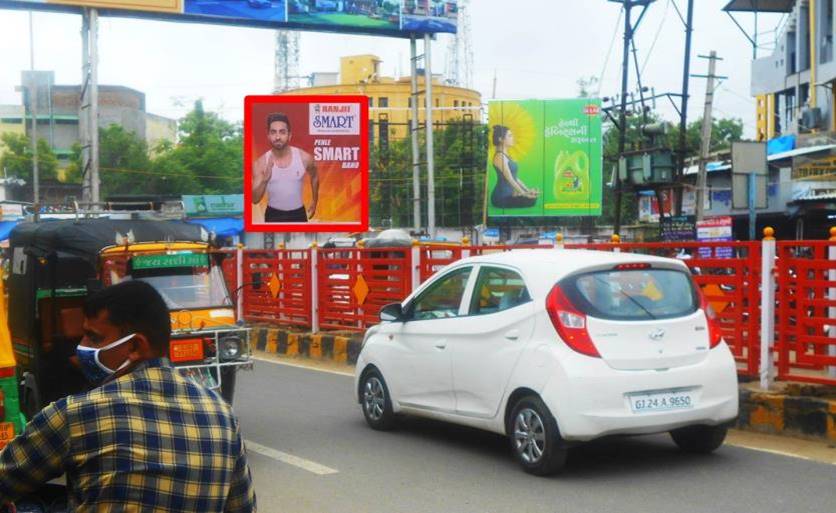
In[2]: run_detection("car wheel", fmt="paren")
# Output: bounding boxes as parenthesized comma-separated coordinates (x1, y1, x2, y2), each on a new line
(670, 424, 728, 454)
(360, 369, 396, 431)
(509, 396, 566, 476)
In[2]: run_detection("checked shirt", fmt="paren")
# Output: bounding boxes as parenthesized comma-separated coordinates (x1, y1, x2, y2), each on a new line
(0, 358, 256, 512)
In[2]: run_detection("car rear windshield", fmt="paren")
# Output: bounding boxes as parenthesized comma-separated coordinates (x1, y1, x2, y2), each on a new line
(561, 267, 698, 321)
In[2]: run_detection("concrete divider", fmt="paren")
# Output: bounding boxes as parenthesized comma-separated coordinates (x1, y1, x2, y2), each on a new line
(251, 325, 363, 366)
(737, 384, 836, 443)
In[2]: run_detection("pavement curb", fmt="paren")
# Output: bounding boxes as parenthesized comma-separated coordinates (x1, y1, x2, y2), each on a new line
(250, 325, 363, 365)
(249, 325, 836, 444)
(737, 387, 836, 444)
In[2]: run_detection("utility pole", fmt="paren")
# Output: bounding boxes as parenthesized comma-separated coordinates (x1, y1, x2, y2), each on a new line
(424, 33, 436, 238)
(693, 52, 725, 221)
(675, 0, 694, 216)
(610, 0, 654, 234)
(28, 12, 39, 211)
(409, 36, 421, 231)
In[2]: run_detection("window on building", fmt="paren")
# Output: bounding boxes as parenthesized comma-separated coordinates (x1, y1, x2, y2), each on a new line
(824, 0, 834, 63)
(369, 97, 374, 107)
(454, 100, 459, 108)
(378, 97, 389, 108)
(801, 6, 811, 71)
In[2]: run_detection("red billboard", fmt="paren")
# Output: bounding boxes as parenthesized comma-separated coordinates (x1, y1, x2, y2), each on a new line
(244, 95, 368, 233)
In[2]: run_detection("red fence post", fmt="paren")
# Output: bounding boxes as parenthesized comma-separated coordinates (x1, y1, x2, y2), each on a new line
(311, 242, 319, 333)
(411, 239, 421, 291)
(760, 227, 776, 390)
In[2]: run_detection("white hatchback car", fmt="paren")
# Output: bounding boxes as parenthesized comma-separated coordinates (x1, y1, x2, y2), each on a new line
(354, 249, 739, 475)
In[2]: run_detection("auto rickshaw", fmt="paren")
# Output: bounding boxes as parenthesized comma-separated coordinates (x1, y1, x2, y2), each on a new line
(7, 218, 251, 418)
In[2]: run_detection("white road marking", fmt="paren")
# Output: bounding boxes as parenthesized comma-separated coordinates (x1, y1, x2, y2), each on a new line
(252, 355, 354, 377)
(726, 441, 832, 464)
(245, 440, 340, 475)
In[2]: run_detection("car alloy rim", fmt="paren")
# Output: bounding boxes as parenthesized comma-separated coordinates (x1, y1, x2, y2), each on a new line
(513, 408, 546, 464)
(363, 377, 386, 421)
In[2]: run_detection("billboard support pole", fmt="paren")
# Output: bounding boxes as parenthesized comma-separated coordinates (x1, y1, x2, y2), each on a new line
(80, 10, 90, 204)
(90, 8, 100, 204)
(27, 11, 40, 213)
(614, 2, 634, 235)
(410, 36, 421, 232)
(424, 33, 436, 238)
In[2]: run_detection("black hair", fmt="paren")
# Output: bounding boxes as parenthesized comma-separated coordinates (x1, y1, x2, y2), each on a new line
(267, 112, 291, 132)
(84, 280, 171, 356)
(492, 125, 509, 146)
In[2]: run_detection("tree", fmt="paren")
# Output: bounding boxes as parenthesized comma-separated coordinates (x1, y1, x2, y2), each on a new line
(172, 100, 243, 195)
(369, 120, 487, 229)
(97, 124, 154, 196)
(0, 132, 59, 182)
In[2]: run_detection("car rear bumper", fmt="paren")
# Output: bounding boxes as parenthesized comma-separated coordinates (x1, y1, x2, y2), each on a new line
(541, 343, 739, 441)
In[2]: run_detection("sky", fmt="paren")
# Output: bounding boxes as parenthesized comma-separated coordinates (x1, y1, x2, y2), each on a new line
(0, 1, 788, 136)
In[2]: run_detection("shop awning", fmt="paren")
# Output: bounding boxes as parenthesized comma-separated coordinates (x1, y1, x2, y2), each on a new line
(723, 0, 794, 13)
(186, 217, 243, 238)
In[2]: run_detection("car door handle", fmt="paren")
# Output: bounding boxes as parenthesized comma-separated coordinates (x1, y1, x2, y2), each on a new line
(434, 339, 447, 350)
(505, 330, 520, 341)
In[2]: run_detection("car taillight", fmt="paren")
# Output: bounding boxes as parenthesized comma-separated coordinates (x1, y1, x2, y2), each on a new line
(546, 285, 600, 358)
(614, 263, 651, 270)
(698, 290, 723, 348)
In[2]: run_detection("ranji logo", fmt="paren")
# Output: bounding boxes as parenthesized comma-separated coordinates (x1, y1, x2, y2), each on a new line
(584, 104, 600, 116)
(309, 103, 360, 135)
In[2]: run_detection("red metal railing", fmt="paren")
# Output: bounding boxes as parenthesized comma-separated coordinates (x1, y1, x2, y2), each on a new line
(318, 247, 412, 331)
(419, 244, 465, 282)
(232, 237, 836, 385)
(241, 249, 312, 328)
(775, 240, 836, 385)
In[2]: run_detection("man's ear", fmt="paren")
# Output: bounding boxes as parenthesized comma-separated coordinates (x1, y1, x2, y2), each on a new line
(127, 333, 155, 361)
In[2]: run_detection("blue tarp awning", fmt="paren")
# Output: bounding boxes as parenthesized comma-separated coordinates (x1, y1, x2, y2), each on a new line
(185, 217, 243, 238)
(0, 220, 20, 241)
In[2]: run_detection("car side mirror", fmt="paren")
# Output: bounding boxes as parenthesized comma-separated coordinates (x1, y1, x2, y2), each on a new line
(379, 303, 405, 322)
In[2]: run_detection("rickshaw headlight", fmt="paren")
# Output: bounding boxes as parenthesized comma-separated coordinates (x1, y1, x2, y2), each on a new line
(219, 336, 242, 360)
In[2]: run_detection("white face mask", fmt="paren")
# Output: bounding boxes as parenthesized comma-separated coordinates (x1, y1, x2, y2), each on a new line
(76, 332, 136, 383)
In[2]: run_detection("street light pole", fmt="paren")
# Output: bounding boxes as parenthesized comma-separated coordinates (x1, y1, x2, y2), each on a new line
(28, 11, 39, 211)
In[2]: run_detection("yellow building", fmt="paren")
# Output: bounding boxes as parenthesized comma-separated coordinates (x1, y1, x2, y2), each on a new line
(278, 55, 482, 142)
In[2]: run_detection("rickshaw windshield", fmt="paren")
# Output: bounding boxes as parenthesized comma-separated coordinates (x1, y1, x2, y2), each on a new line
(106, 254, 232, 310)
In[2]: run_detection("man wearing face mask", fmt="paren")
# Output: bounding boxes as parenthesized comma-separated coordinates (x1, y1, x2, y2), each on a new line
(0, 280, 256, 512)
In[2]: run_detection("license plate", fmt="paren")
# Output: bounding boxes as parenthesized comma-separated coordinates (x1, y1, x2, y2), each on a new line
(170, 339, 205, 363)
(0, 422, 15, 449)
(628, 388, 697, 414)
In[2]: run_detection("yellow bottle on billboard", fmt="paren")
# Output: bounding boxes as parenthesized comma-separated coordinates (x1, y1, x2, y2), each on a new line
(553, 150, 590, 201)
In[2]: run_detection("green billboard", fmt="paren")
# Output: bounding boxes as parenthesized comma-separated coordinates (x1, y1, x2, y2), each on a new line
(486, 99, 602, 219)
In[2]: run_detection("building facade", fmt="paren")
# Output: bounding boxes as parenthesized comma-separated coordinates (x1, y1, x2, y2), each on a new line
(743, 0, 836, 237)
(1, 71, 176, 167)
(278, 54, 482, 141)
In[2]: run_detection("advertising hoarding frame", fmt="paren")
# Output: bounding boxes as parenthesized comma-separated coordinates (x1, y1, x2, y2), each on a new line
(485, 98, 603, 221)
(243, 94, 369, 233)
(0, 0, 457, 38)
